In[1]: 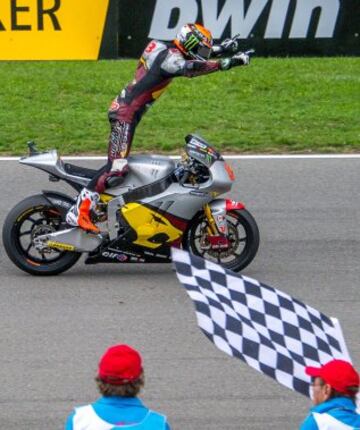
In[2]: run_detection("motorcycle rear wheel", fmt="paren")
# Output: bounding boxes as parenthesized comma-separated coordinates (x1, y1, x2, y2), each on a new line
(2, 195, 81, 276)
(184, 209, 259, 272)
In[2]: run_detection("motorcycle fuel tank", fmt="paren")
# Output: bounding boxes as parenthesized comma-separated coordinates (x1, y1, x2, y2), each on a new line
(121, 155, 176, 189)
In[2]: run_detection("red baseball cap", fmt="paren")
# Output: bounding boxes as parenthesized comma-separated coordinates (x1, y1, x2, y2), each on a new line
(306, 359, 359, 395)
(97, 344, 142, 385)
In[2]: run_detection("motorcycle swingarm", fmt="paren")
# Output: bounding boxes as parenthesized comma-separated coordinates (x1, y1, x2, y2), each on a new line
(35, 227, 103, 253)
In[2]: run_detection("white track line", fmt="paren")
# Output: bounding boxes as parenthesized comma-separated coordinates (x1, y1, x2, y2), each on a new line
(1, 154, 360, 161)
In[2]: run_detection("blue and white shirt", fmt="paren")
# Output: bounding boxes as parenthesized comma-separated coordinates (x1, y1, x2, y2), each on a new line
(65, 396, 170, 430)
(300, 397, 360, 430)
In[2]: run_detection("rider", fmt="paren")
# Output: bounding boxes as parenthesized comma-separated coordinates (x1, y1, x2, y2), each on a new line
(66, 23, 252, 233)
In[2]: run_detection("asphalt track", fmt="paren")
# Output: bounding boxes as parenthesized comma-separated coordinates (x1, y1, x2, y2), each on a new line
(0, 158, 359, 430)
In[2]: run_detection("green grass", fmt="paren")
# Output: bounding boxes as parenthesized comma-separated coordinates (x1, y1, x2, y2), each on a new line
(0, 58, 359, 155)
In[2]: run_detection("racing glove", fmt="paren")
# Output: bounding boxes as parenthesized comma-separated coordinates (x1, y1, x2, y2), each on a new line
(219, 52, 250, 71)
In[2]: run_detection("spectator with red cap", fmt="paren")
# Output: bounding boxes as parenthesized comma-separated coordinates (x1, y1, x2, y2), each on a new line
(65, 344, 170, 429)
(300, 359, 360, 429)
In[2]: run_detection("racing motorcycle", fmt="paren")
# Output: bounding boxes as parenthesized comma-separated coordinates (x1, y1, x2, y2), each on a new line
(2, 134, 259, 276)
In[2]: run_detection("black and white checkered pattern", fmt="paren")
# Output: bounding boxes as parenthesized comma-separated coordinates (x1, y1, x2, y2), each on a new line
(172, 248, 351, 397)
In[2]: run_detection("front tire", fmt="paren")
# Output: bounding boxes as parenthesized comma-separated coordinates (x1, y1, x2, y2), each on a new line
(2, 194, 81, 276)
(184, 209, 259, 272)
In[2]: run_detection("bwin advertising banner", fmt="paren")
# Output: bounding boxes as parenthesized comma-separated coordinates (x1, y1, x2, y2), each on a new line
(118, 0, 360, 57)
(0, 0, 358, 59)
(0, 0, 117, 60)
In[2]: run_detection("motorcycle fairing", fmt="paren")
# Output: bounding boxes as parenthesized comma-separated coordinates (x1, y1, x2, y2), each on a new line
(20, 150, 176, 192)
(122, 174, 174, 204)
(140, 183, 212, 220)
(20, 151, 89, 191)
(121, 202, 183, 249)
(225, 199, 245, 210)
(85, 243, 174, 264)
(85, 202, 189, 264)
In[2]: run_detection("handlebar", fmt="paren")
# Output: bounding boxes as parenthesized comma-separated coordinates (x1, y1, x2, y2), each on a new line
(175, 157, 210, 187)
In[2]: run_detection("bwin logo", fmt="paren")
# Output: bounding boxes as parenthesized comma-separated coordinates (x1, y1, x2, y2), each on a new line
(149, 0, 340, 40)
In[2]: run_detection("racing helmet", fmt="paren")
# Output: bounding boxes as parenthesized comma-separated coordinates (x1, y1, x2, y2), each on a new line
(174, 23, 213, 61)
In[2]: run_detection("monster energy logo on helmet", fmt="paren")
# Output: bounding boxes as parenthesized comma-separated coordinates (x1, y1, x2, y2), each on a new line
(175, 23, 213, 60)
(184, 34, 200, 50)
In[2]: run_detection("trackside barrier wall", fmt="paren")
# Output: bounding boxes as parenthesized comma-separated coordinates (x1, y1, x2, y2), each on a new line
(118, 0, 360, 57)
(0, 0, 358, 60)
(0, 0, 117, 60)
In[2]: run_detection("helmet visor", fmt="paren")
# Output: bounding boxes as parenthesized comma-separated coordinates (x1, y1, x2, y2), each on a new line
(196, 45, 211, 60)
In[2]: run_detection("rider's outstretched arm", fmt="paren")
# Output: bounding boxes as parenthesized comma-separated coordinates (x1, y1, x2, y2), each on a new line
(181, 51, 251, 77)
(160, 49, 250, 79)
(160, 49, 220, 77)
(182, 60, 220, 77)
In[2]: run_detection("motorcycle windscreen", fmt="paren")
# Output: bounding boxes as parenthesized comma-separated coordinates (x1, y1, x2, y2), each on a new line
(185, 134, 222, 167)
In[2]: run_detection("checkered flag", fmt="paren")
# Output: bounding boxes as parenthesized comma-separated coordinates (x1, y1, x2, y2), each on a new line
(172, 248, 351, 397)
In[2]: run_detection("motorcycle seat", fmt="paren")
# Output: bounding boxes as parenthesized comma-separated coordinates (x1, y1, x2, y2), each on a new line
(63, 163, 98, 179)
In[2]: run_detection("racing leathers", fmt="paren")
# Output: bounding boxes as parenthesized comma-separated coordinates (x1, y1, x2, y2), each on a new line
(88, 39, 230, 194)
(66, 39, 249, 233)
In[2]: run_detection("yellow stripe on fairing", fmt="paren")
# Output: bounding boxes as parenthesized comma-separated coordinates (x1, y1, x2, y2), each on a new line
(121, 202, 182, 249)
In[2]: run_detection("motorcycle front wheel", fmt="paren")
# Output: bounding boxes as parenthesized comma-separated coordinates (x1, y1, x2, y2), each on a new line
(2, 194, 81, 276)
(184, 209, 260, 272)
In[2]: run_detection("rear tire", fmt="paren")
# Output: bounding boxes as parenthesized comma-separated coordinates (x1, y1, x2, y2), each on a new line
(184, 209, 259, 272)
(2, 195, 81, 276)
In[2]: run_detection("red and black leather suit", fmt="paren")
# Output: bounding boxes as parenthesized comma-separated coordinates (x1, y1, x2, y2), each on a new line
(87, 39, 222, 193)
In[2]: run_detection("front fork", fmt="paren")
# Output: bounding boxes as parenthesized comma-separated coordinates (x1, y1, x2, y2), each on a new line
(203, 199, 245, 249)
(204, 201, 228, 235)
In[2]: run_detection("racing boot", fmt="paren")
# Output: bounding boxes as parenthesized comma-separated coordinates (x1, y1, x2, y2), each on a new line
(66, 188, 100, 233)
